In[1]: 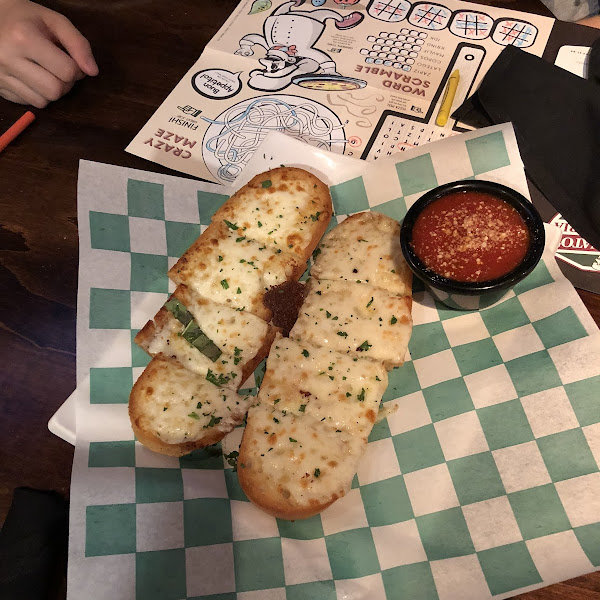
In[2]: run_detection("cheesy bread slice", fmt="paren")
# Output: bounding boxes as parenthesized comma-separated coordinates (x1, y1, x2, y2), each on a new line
(311, 211, 412, 297)
(135, 285, 277, 390)
(130, 356, 252, 457)
(168, 221, 305, 320)
(238, 403, 366, 520)
(290, 279, 412, 369)
(131, 167, 333, 457)
(212, 167, 332, 261)
(258, 335, 387, 439)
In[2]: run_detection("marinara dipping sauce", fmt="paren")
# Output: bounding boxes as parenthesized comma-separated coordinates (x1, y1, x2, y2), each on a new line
(411, 190, 530, 282)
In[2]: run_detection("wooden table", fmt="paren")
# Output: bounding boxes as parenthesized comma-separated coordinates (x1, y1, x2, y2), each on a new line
(0, 0, 598, 598)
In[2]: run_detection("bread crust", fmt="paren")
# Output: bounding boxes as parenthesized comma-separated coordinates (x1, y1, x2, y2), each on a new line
(237, 450, 338, 520)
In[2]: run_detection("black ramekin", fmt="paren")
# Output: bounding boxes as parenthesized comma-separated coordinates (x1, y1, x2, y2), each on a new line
(400, 180, 546, 310)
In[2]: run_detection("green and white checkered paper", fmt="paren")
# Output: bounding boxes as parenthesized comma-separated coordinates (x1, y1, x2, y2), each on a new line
(68, 127, 600, 600)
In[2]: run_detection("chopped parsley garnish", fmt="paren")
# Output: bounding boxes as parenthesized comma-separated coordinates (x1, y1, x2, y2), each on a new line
(218, 255, 223, 262)
(366, 297, 374, 308)
(224, 450, 239, 470)
(163, 406, 168, 411)
(326, 311, 331, 319)
(273, 417, 280, 423)
(188, 412, 200, 420)
(337, 331, 348, 338)
(391, 316, 398, 325)
(236, 287, 242, 294)
(224, 220, 238, 230)
(357, 341, 372, 352)
(221, 279, 229, 289)
(235, 236, 246, 242)
(289, 437, 297, 443)
(314, 468, 321, 478)
(203, 415, 222, 429)
(310, 212, 321, 222)
(274, 398, 280, 404)
(261, 179, 272, 188)
(345, 392, 352, 397)
(357, 388, 366, 402)
(258, 221, 263, 227)
(302, 349, 309, 357)
(299, 404, 306, 412)
(196, 401, 202, 409)
(206, 369, 230, 387)
(233, 348, 242, 365)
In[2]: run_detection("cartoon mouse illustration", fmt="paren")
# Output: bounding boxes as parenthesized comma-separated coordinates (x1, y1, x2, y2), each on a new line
(235, 0, 364, 91)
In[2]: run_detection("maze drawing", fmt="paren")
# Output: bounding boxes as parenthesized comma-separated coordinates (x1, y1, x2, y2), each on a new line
(201, 96, 346, 184)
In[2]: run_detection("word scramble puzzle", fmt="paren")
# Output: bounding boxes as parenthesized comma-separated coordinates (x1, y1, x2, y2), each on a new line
(364, 114, 451, 160)
(361, 30, 427, 72)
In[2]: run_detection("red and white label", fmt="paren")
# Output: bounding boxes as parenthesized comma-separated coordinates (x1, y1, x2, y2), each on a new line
(549, 214, 600, 272)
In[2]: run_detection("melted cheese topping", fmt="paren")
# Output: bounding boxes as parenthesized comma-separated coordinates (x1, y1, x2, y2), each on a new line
(241, 404, 365, 504)
(311, 212, 412, 297)
(259, 336, 387, 438)
(214, 170, 330, 257)
(169, 222, 302, 317)
(136, 359, 251, 445)
(290, 279, 412, 368)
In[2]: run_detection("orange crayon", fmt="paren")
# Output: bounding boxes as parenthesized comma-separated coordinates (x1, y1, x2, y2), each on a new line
(0, 111, 36, 153)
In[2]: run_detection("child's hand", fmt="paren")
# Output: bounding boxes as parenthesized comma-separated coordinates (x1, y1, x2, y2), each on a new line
(0, 0, 98, 107)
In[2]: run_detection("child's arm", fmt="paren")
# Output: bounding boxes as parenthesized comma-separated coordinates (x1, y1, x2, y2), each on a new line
(578, 14, 600, 29)
(0, 0, 98, 107)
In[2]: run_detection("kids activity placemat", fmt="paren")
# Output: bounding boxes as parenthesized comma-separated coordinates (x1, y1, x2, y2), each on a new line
(126, 0, 555, 184)
(68, 125, 600, 599)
